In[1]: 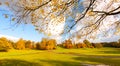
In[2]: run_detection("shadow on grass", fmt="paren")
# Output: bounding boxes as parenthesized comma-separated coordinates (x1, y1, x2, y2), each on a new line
(100, 50, 120, 54)
(0, 59, 42, 66)
(98, 48, 120, 54)
(102, 51, 120, 54)
(39, 60, 81, 66)
(73, 56, 120, 66)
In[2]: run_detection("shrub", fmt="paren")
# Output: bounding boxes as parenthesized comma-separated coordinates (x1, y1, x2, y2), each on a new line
(0, 47, 9, 52)
(57, 44, 62, 47)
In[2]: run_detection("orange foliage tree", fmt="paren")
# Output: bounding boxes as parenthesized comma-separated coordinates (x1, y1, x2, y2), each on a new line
(36, 38, 57, 50)
(25, 40, 33, 49)
(76, 43, 87, 48)
(39, 38, 47, 50)
(15, 38, 25, 50)
(0, 37, 13, 51)
(62, 39, 73, 49)
(46, 39, 57, 50)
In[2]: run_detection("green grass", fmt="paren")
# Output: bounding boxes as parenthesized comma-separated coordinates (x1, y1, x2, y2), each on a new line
(0, 47, 120, 66)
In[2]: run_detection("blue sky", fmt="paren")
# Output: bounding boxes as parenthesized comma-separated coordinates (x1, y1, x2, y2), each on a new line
(0, 12, 45, 42)
(0, 3, 47, 42)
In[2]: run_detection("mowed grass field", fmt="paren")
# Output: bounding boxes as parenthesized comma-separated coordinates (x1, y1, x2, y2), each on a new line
(0, 47, 120, 66)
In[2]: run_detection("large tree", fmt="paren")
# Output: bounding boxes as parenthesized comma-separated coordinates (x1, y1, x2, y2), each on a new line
(0, 0, 120, 39)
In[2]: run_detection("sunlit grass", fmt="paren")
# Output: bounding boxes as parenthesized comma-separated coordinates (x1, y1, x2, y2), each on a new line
(54, 47, 120, 56)
(0, 47, 120, 66)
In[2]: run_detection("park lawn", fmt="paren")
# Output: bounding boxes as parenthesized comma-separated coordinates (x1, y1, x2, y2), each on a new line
(0, 47, 120, 66)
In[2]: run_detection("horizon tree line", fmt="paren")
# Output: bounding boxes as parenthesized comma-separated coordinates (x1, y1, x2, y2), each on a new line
(0, 37, 120, 52)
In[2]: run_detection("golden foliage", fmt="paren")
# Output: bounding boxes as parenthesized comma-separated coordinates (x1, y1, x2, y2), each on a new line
(36, 38, 56, 50)
(76, 43, 87, 48)
(87, 10, 95, 16)
(16, 39, 25, 50)
(62, 39, 73, 49)
(0, 37, 13, 51)
(25, 40, 33, 49)
(114, 0, 120, 2)
(39, 8, 45, 14)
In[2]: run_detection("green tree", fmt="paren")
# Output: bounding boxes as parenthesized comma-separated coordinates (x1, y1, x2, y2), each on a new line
(83, 39, 92, 48)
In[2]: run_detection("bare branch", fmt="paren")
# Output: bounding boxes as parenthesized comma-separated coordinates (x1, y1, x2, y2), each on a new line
(68, 0, 96, 33)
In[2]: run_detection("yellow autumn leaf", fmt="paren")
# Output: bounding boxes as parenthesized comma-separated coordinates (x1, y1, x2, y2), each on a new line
(52, 8, 57, 12)
(50, 14, 55, 18)
(38, 0, 43, 4)
(59, 15, 64, 22)
(114, 0, 120, 2)
(52, 0, 57, 4)
(39, 9, 44, 14)
(87, 10, 94, 16)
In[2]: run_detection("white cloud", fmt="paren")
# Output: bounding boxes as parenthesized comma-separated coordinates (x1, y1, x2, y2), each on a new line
(0, 34, 19, 42)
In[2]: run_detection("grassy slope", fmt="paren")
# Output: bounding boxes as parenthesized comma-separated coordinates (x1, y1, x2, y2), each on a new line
(0, 47, 120, 66)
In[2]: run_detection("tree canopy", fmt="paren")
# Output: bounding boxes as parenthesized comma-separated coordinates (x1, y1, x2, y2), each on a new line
(0, 0, 120, 40)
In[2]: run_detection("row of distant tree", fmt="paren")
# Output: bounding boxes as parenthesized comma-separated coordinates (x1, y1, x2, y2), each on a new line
(0, 37, 120, 52)
(59, 39, 103, 49)
(59, 39, 120, 49)
(0, 37, 57, 52)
